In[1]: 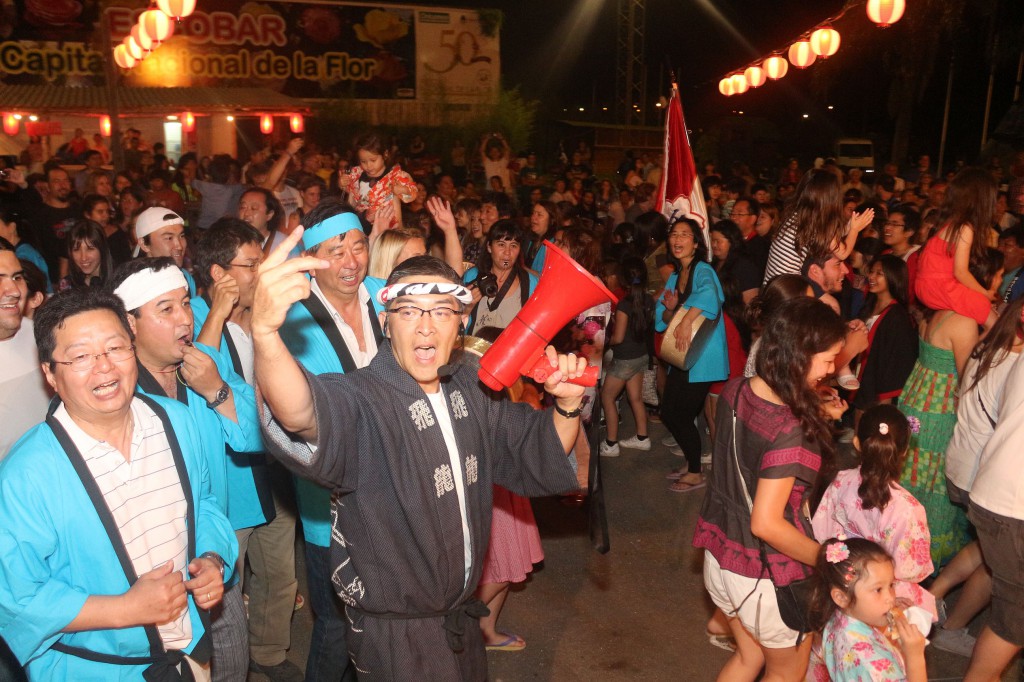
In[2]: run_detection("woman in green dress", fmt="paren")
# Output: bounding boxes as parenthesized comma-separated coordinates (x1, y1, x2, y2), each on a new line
(898, 307, 979, 568)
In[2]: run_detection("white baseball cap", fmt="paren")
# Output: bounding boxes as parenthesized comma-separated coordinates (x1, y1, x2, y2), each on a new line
(133, 207, 184, 257)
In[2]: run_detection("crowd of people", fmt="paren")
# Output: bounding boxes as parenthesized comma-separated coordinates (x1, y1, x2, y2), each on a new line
(0, 127, 1023, 682)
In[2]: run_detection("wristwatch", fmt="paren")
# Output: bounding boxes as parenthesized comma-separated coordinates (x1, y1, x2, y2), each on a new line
(205, 382, 230, 410)
(554, 402, 584, 419)
(199, 551, 226, 577)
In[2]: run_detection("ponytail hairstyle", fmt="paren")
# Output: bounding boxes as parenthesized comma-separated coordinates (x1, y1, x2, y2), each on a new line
(619, 255, 653, 342)
(855, 404, 912, 511)
(809, 538, 893, 631)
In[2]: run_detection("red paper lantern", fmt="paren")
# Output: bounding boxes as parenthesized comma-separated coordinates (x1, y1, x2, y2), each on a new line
(744, 65, 766, 89)
(289, 114, 304, 134)
(260, 114, 274, 135)
(729, 74, 749, 95)
(718, 78, 734, 97)
(141, 9, 173, 44)
(113, 44, 137, 69)
(3, 114, 18, 136)
(125, 35, 145, 61)
(809, 27, 841, 58)
(867, 0, 905, 27)
(788, 40, 817, 69)
(99, 115, 112, 137)
(764, 55, 789, 80)
(156, 0, 196, 20)
(182, 111, 195, 133)
(131, 23, 154, 52)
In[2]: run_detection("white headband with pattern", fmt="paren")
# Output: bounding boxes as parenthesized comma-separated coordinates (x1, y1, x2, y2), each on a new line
(376, 282, 473, 306)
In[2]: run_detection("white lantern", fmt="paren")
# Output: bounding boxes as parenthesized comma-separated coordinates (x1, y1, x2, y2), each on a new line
(730, 74, 749, 95)
(719, 78, 734, 97)
(744, 65, 766, 88)
(788, 40, 817, 69)
(809, 27, 840, 58)
(867, 0, 906, 27)
(764, 55, 789, 80)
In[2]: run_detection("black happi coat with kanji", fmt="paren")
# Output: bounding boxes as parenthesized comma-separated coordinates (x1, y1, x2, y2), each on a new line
(261, 342, 579, 681)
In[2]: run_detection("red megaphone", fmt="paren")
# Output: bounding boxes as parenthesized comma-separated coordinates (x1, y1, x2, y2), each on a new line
(478, 240, 617, 391)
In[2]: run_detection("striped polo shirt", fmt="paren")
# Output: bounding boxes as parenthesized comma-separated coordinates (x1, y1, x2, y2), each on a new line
(55, 398, 191, 649)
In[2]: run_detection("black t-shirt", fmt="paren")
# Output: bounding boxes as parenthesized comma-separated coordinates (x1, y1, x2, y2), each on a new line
(20, 202, 80, 281)
(611, 295, 653, 360)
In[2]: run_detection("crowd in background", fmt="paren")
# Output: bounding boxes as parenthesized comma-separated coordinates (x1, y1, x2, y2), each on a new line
(2, 127, 1024, 682)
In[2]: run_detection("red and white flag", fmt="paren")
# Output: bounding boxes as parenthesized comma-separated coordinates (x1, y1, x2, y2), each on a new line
(658, 84, 710, 260)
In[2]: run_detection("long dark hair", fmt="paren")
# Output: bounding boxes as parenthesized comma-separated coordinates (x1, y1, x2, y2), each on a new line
(668, 217, 708, 299)
(784, 169, 845, 262)
(66, 220, 114, 287)
(619, 256, 653, 342)
(755, 297, 846, 478)
(855, 404, 911, 511)
(966, 296, 1024, 394)
(859, 254, 909, 320)
(476, 219, 526, 273)
(936, 167, 997, 265)
(710, 219, 746, 273)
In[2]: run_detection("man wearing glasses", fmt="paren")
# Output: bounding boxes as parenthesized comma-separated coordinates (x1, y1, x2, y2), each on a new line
(252, 226, 587, 680)
(0, 287, 236, 679)
(191, 218, 304, 682)
(107, 258, 263, 681)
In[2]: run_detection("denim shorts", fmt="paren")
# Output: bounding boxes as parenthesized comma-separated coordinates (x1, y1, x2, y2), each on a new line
(607, 354, 649, 381)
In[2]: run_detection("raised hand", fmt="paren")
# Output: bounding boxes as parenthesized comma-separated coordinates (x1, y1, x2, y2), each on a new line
(427, 196, 457, 233)
(251, 226, 329, 338)
(208, 273, 239, 319)
(541, 345, 588, 403)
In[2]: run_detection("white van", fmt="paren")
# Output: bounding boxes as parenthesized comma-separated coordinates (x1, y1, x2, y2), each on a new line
(835, 138, 875, 171)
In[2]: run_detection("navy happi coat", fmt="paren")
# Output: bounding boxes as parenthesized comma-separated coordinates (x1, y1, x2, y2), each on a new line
(262, 342, 579, 680)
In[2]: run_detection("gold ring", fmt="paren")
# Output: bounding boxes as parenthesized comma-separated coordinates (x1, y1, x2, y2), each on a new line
(207, 592, 212, 601)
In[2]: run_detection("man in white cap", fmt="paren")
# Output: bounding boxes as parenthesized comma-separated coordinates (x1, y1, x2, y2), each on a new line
(134, 207, 196, 296)
(108, 257, 263, 681)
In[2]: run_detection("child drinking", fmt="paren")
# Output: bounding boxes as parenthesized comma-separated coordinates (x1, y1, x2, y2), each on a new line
(811, 538, 928, 682)
(913, 167, 998, 329)
(812, 404, 937, 620)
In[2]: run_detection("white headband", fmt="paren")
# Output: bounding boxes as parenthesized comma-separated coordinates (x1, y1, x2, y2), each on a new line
(377, 282, 473, 306)
(114, 267, 189, 311)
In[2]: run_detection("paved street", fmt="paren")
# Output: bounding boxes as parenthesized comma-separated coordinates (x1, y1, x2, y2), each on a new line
(253, 415, 1021, 681)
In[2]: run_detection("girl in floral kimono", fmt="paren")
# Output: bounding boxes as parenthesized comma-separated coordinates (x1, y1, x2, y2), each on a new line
(811, 538, 927, 682)
(812, 404, 937, 621)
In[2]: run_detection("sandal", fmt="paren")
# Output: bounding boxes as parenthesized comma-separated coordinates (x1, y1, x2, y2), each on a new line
(486, 632, 526, 651)
(668, 477, 706, 493)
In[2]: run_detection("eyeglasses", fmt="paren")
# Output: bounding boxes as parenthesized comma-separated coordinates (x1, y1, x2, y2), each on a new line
(227, 260, 261, 272)
(387, 305, 460, 322)
(53, 345, 136, 372)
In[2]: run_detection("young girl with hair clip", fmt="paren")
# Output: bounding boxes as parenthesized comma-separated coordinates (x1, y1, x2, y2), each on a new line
(812, 405, 936, 620)
(599, 257, 654, 457)
(811, 538, 928, 682)
(339, 131, 417, 228)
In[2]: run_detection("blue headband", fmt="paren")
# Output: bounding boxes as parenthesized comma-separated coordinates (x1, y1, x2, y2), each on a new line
(302, 212, 363, 250)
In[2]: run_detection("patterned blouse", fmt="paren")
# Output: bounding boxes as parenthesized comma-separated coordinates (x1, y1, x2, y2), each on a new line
(822, 611, 906, 682)
(345, 164, 417, 227)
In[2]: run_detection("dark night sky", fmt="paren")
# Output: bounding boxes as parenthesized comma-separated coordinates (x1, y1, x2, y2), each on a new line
(430, 0, 1024, 167)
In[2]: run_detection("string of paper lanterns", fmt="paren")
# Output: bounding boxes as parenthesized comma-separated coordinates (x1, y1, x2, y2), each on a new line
(718, 0, 905, 97)
(112, 1, 194, 70)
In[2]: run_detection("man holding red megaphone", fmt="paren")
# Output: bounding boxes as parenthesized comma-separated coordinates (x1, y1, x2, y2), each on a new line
(251, 226, 588, 681)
